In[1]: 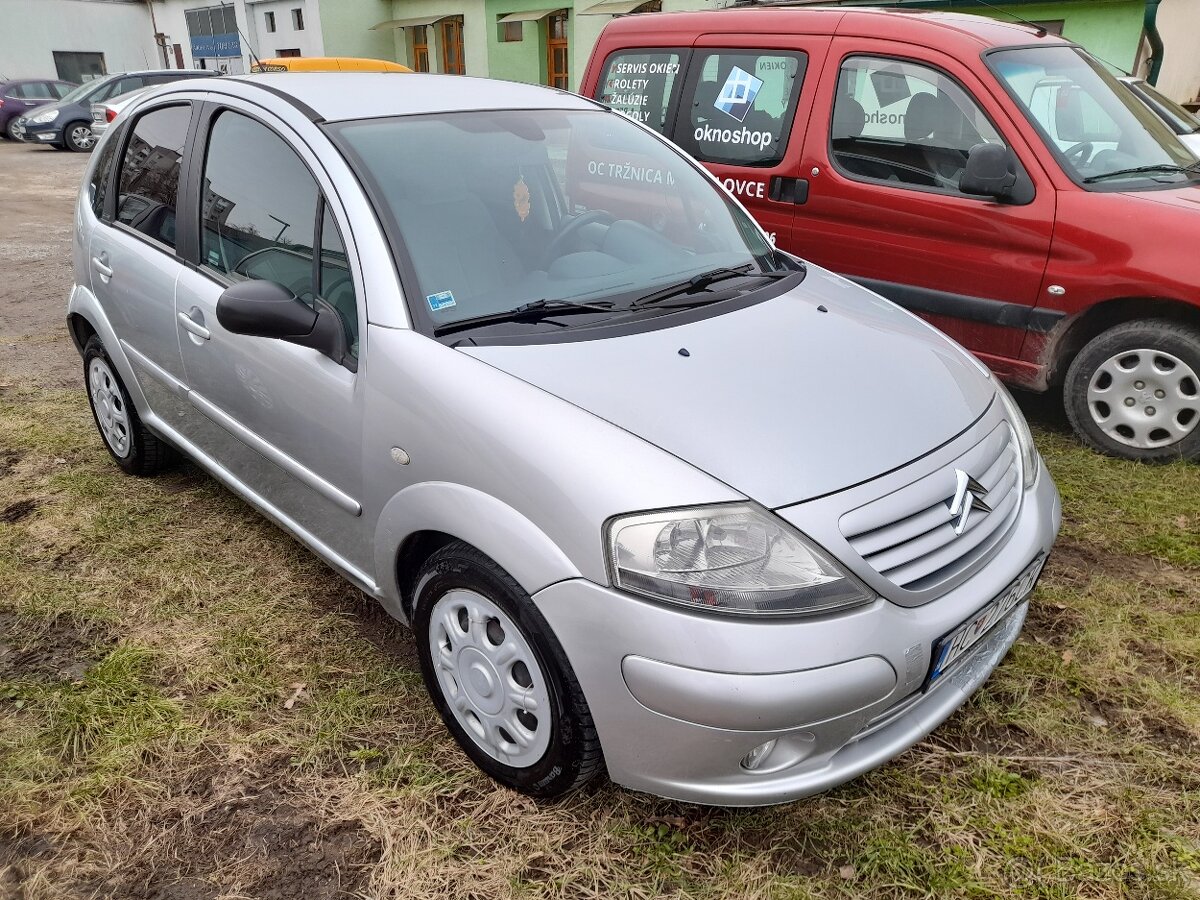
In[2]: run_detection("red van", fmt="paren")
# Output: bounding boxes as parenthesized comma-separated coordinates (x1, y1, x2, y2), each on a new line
(581, 7, 1200, 462)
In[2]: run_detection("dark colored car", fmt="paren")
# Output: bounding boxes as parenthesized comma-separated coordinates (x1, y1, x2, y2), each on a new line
(12, 70, 215, 151)
(0, 79, 75, 140)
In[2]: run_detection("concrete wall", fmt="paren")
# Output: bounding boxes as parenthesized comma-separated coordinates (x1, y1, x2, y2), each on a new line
(1155, 0, 1200, 104)
(0, 0, 160, 81)
(318, 0, 395, 60)
(248, 0, 326, 60)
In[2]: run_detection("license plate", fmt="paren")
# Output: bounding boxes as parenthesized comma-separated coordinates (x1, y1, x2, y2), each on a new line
(926, 554, 1045, 686)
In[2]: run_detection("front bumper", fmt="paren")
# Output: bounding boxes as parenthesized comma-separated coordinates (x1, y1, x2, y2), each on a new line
(14, 119, 62, 143)
(533, 465, 1060, 806)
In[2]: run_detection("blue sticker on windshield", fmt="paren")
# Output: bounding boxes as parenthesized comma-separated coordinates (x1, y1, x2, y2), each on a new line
(427, 290, 456, 312)
(715, 66, 763, 122)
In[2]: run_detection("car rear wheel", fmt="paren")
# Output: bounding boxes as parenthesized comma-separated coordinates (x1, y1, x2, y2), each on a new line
(64, 121, 95, 152)
(1064, 319, 1200, 462)
(3, 118, 18, 140)
(83, 336, 175, 475)
(413, 541, 603, 797)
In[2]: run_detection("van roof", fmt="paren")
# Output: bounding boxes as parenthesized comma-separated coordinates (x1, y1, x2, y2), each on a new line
(599, 5, 1069, 52)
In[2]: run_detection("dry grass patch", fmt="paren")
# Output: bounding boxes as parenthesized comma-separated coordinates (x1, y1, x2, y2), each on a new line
(1, 386, 1198, 898)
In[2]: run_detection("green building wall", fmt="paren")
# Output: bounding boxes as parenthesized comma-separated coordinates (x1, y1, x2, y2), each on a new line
(319, 0, 397, 61)
(485, 0, 576, 87)
(969, 0, 1147, 72)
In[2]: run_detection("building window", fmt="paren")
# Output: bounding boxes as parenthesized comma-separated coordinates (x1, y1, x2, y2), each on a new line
(277, 48, 301, 57)
(546, 11, 568, 90)
(441, 16, 465, 75)
(265, 11, 276, 32)
(292, 7, 305, 30)
(411, 25, 429, 72)
(52, 50, 106, 83)
(498, 18, 522, 43)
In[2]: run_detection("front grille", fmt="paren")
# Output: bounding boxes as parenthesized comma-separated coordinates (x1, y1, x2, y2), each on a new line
(840, 422, 1020, 593)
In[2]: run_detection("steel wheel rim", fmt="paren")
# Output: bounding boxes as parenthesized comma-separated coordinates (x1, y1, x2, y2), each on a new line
(427, 589, 552, 767)
(1086, 347, 1200, 449)
(71, 125, 94, 149)
(88, 357, 131, 458)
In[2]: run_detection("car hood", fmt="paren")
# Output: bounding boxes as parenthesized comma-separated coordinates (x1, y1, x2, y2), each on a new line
(1118, 182, 1200, 211)
(462, 267, 996, 508)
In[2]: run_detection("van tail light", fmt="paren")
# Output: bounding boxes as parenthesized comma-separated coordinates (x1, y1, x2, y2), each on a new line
(105, 107, 118, 123)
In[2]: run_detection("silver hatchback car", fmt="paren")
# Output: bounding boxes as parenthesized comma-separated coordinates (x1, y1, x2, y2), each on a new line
(69, 74, 1060, 806)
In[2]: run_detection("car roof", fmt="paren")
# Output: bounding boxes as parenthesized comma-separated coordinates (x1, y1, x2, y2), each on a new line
(200, 73, 598, 121)
(600, 5, 1069, 53)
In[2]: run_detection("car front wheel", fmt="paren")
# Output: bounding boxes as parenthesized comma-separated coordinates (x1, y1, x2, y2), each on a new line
(413, 541, 602, 797)
(64, 121, 95, 152)
(1064, 319, 1200, 461)
(3, 118, 18, 140)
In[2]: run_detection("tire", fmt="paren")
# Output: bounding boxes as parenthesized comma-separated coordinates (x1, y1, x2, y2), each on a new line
(83, 336, 175, 476)
(2, 118, 17, 140)
(63, 121, 95, 152)
(1063, 319, 1200, 462)
(413, 542, 603, 798)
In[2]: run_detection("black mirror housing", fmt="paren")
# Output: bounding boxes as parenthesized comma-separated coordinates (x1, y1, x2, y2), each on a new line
(216, 279, 349, 365)
(959, 143, 1017, 201)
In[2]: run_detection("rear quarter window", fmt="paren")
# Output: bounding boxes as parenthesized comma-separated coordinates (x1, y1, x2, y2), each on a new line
(596, 50, 685, 134)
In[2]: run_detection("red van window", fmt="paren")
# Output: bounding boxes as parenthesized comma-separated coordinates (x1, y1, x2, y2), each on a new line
(677, 50, 807, 168)
(596, 50, 684, 134)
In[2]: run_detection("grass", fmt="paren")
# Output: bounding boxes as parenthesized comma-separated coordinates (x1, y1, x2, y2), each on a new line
(0, 385, 1198, 899)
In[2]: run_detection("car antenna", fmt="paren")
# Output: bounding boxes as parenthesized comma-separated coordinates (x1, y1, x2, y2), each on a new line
(967, 0, 1048, 36)
(221, 1, 264, 71)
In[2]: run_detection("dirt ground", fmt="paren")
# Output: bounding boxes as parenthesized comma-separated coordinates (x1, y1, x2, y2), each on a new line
(0, 140, 87, 388)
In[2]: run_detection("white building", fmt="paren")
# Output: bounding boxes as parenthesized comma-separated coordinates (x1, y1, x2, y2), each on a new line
(1, 0, 160, 82)
(151, 0, 327, 74)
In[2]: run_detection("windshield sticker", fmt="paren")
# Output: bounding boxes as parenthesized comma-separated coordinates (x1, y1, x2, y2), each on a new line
(693, 124, 773, 151)
(427, 291, 456, 312)
(513, 175, 531, 222)
(715, 67, 763, 123)
(585, 160, 676, 185)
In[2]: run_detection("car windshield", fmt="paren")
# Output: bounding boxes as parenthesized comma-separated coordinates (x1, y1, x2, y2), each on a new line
(1131, 79, 1200, 135)
(330, 108, 780, 331)
(992, 46, 1197, 188)
(57, 79, 107, 105)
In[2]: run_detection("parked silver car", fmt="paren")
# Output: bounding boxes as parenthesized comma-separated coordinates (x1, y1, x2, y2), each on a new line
(68, 74, 1061, 806)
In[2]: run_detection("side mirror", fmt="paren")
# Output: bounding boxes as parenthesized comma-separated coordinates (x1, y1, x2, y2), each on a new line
(959, 143, 1017, 201)
(215, 278, 348, 364)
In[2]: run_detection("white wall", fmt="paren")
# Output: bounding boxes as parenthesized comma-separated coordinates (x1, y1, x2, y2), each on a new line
(151, 0, 326, 73)
(0, 0, 160, 81)
(1156, 0, 1200, 104)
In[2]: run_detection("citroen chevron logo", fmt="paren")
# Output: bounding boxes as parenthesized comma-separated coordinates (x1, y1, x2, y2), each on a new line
(948, 469, 992, 535)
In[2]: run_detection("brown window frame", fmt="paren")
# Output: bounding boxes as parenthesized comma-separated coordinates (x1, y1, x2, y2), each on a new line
(546, 11, 568, 90)
(440, 16, 465, 75)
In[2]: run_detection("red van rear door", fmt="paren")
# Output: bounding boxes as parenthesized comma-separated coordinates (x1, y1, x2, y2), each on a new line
(795, 37, 1055, 368)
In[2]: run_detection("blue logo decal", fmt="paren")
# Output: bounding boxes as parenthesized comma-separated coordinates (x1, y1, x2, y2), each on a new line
(427, 291, 457, 312)
(714, 66, 764, 122)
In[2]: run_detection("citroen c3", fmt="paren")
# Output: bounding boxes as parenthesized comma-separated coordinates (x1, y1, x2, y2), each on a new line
(69, 73, 1060, 805)
(584, 7, 1200, 463)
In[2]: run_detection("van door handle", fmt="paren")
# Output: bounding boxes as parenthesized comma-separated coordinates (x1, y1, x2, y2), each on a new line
(177, 309, 211, 341)
(769, 177, 810, 205)
(91, 255, 113, 280)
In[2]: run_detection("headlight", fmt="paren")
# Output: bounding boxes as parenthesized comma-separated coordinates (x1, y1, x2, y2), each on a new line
(31, 109, 59, 124)
(607, 503, 874, 616)
(995, 381, 1039, 489)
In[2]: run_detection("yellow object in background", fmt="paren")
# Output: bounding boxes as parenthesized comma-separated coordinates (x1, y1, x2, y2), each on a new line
(251, 57, 413, 73)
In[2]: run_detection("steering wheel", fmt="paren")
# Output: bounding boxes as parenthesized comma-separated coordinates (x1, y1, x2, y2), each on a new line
(541, 210, 616, 267)
(1062, 141, 1094, 168)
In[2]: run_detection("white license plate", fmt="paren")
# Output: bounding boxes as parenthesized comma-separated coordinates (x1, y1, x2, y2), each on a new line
(926, 555, 1045, 686)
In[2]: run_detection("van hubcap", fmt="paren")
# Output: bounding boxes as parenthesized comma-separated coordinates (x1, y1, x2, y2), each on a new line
(88, 358, 131, 458)
(427, 589, 551, 767)
(71, 125, 94, 149)
(1086, 348, 1199, 449)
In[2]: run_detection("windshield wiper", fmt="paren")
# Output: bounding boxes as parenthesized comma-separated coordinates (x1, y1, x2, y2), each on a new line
(632, 266, 791, 308)
(1082, 161, 1200, 183)
(434, 298, 615, 337)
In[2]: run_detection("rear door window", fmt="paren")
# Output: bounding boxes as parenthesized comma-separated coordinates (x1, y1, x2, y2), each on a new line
(19, 83, 54, 100)
(675, 50, 808, 167)
(115, 104, 191, 249)
(595, 50, 685, 134)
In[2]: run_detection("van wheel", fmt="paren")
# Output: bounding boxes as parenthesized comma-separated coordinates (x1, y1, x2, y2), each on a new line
(83, 336, 175, 475)
(64, 121, 95, 152)
(1064, 320, 1200, 462)
(413, 542, 603, 798)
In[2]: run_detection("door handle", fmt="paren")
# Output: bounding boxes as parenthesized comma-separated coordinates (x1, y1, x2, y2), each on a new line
(769, 177, 810, 205)
(91, 256, 113, 279)
(177, 310, 211, 341)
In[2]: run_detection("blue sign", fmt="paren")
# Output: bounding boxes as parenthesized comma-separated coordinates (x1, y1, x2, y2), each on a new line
(190, 32, 241, 59)
(715, 66, 763, 123)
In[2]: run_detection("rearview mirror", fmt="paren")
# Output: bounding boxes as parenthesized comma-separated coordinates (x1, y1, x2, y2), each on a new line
(215, 279, 348, 365)
(959, 143, 1016, 201)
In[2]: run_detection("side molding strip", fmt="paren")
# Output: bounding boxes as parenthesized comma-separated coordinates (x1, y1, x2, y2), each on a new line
(121, 339, 362, 518)
(851, 277, 1066, 334)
